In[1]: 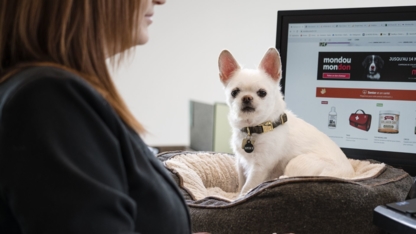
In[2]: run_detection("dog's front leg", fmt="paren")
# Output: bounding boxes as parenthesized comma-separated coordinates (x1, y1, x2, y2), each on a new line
(236, 157, 246, 193)
(239, 165, 269, 196)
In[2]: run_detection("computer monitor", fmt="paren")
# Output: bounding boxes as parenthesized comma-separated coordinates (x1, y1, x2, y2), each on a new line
(276, 6, 416, 175)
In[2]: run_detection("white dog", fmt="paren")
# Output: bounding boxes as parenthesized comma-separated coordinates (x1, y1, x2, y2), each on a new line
(218, 48, 355, 196)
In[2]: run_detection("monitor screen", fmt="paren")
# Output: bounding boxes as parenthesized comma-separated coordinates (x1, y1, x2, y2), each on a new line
(276, 6, 416, 175)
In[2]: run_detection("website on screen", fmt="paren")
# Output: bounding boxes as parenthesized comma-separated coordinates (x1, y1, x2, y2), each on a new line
(284, 21, 416, 154)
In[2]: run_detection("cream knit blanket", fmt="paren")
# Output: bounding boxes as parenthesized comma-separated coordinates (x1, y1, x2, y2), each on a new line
(164, 153, 385, 201)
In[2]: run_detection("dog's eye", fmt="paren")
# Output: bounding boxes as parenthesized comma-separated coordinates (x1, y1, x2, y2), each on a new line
(231, 89, 240, 98)
(257, 89, 267, 98)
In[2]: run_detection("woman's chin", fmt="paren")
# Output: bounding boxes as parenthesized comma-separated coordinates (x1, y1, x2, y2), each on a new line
(136, 32, 149, 45)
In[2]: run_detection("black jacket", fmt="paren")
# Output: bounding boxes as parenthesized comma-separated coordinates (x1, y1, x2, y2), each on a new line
(0, 67, 191, 234)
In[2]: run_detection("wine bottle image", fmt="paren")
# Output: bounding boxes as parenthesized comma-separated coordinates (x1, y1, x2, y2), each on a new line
(328, 106, 337, 129)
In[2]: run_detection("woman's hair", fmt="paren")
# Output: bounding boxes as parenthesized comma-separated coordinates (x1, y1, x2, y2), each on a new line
(0, 0, 145, 133)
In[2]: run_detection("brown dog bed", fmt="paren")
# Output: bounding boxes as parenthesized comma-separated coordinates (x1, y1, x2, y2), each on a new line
(157, 151, 413, 234)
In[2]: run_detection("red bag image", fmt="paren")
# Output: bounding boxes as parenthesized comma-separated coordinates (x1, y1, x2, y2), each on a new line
(349, 109, 371, 131)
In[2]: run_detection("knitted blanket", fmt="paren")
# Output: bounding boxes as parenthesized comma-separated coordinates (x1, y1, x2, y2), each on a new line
(164, 152, 386, 201)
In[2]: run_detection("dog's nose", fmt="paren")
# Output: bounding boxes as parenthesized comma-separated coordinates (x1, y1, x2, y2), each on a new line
(242, 95, 253, 104)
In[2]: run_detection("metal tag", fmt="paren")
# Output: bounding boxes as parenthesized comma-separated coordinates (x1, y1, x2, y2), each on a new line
(243, 139, 254, 153)
(242, 138, 255, 149)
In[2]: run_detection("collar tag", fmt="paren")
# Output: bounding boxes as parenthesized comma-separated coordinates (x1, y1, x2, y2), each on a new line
(242, 138, 254, 153)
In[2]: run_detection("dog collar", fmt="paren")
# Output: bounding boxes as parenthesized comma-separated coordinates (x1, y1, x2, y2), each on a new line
(240, 113, 288, 135)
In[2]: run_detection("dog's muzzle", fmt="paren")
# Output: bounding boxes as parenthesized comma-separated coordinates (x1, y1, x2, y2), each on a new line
(241, 95, 255, 112)
(241, 104, 255, 113)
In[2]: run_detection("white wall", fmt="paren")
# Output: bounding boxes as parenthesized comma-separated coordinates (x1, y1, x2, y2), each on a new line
(112, 0, 415, 146)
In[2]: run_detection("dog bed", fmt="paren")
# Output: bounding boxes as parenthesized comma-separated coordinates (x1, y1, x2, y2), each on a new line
(157, 151, 413, 234)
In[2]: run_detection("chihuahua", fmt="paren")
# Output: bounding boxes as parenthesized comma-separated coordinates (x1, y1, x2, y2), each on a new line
(218, 48, 355, 196)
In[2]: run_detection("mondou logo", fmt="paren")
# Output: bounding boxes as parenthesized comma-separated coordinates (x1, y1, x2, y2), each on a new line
(323, 56, 352, 71)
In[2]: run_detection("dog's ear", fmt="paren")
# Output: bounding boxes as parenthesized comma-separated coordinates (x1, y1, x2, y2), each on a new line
(218, 50, 240, 84)
(259, 48, 281, 81)
(362, 56, 370, 68)
(376, 55, 384, 68)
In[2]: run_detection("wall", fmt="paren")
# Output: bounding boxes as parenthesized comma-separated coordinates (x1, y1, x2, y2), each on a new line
(111, 0, 415, 146)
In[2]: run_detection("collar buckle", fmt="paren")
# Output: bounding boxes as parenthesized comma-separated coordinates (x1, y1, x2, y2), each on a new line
(261, 121, 274, 133)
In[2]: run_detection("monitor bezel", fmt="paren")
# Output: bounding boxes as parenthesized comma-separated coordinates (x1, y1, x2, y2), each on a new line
(275, 5, 416, 175)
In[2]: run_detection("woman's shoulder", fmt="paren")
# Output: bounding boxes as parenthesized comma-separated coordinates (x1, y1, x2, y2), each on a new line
(1, 66, 92, 92)
(10, 65, 80, 79)
(0, 66, 104, 109)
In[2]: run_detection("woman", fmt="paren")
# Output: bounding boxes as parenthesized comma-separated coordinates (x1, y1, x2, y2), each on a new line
(0, 1, 192, 233)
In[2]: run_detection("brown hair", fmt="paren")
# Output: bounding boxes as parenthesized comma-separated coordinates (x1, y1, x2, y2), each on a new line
(0, 0, 145, 133)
